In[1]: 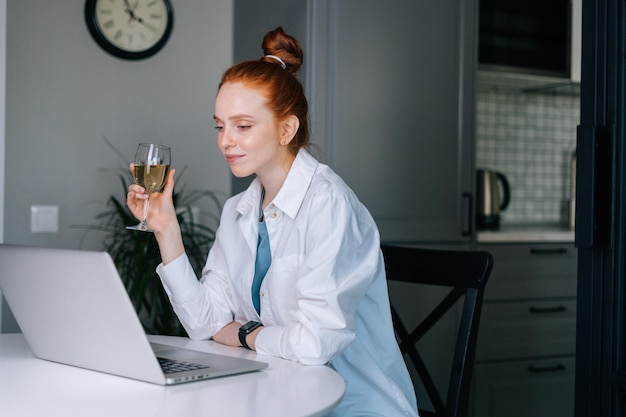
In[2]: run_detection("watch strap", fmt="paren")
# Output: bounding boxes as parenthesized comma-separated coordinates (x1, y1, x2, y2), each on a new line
(238, 327, 251, 349)
(238, 321, 262, 349)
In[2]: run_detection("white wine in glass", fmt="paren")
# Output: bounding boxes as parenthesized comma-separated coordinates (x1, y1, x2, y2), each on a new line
(126, 143, 171, 232)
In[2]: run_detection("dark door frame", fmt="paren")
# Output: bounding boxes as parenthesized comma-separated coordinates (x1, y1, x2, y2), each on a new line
(575, 0, 626, 416)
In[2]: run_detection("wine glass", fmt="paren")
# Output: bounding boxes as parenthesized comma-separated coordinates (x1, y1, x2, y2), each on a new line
(126, 143, 171, 232)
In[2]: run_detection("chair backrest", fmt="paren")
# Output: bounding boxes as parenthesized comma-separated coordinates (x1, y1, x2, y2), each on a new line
(381, 244, 493, 417)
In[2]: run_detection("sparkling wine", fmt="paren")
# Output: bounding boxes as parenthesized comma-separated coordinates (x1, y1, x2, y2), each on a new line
(134, 164, 170, 193)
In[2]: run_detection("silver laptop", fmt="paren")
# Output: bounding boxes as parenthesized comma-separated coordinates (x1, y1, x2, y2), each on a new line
(0, 244, 267, 385)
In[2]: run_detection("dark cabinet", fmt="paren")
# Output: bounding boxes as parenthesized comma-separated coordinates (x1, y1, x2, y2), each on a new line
(471, 243, 577, 417)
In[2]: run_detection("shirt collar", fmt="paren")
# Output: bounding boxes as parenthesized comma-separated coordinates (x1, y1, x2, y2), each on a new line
(236, 149, 318, 220)
(236, 178, 263, 218)
(273, 149, 318, 219)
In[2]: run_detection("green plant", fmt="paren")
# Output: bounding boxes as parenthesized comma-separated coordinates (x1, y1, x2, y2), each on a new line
(79, 139, 222, 336)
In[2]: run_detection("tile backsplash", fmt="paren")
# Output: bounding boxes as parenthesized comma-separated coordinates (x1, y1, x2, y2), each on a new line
(475, 86, 580, 225)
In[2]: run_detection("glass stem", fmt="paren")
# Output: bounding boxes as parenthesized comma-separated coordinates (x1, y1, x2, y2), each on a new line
(140, 198, 149, 227)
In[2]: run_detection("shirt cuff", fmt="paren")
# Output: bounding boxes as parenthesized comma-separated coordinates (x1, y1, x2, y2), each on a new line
(254, 325, 291, 359)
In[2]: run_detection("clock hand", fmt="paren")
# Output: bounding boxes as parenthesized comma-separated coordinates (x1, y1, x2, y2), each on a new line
(123, 0, 136, 12)
(123, 0, 137, 21)
(124, 0, 156, 32)
(135, 16, 157, 32)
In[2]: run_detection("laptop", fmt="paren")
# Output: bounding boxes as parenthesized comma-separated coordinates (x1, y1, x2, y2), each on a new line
(0, 244, 267, 385)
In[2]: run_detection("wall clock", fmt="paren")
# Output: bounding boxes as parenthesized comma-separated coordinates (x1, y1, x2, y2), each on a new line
(84, 0, 174, 60)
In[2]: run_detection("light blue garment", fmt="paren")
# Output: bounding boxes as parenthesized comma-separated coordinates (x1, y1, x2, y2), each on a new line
(324, 269, 419, 417)
(251, 189, 271, 314)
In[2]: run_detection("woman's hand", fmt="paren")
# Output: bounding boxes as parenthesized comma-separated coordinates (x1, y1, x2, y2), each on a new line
(127, 163, 178, 231)
(127, 164, 149, 220)
(213, 321, 263, 350)
(127, 163, 185, 264)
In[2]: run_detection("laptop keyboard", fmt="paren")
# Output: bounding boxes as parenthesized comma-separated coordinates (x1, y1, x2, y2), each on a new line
(157, 357, 211, 374)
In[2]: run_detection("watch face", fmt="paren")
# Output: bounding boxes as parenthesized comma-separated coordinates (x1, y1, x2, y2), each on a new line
(85, 0, 173, 60)
(241, 321, 262, 333)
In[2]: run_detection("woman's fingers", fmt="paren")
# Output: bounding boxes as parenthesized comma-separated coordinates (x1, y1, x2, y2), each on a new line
(161, 167, 176, 197)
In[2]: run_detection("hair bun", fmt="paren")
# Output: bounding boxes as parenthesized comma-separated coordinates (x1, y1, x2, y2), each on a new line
(261, 27, 303, 73)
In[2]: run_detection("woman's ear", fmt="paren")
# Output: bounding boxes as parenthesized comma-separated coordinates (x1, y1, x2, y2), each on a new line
(280, 115, 300, 146)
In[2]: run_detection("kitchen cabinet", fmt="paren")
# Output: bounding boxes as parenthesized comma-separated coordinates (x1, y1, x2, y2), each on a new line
(324, 0, 477, 243)
(470, 242, 577, 417)
(234, 0, 478, 243)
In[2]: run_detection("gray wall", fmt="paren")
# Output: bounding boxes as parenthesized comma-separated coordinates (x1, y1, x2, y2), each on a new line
(4, 0, 233, 250)
(0, 0, 5, 332)
(0, 0, 4, 243)
(1, 0, 233, 332)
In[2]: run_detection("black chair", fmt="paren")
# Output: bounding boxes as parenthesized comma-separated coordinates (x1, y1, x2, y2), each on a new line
(381, 244, 493, 417)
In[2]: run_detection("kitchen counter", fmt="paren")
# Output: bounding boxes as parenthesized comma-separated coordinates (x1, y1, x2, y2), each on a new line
(476, 224, 575, 243)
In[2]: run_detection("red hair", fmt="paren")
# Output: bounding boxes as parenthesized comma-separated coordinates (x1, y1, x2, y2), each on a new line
(219, 27, 309, 155)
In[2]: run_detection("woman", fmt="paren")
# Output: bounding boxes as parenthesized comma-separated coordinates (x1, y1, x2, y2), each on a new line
(127, 27, 418, 417)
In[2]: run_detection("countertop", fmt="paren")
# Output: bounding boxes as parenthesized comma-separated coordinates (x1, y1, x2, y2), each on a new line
(476, 223, 575, 243)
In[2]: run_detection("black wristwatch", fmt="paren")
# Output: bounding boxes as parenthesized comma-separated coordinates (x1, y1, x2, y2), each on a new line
(238, 321, 262, 349)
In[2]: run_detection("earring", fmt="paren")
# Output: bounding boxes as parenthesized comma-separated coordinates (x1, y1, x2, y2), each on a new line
(280, 140, 286, 146)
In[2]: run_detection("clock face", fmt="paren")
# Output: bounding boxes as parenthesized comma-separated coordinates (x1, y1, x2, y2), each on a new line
(85, 0, 173, 60)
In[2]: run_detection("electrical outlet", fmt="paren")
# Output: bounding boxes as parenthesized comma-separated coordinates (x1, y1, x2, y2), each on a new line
(31, 205, 59, 233)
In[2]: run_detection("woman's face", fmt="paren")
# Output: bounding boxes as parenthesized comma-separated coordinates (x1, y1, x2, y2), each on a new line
(214, 82, 293, 179)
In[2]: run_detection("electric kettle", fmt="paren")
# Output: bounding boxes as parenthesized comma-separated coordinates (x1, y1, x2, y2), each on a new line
(476, 169, 511, 230)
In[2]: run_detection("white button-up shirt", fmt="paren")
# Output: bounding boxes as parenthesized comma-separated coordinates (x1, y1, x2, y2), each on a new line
(157, 149, 418, 416)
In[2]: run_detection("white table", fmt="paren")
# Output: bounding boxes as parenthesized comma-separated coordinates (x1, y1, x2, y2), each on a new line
(0, 333, 345, 417)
